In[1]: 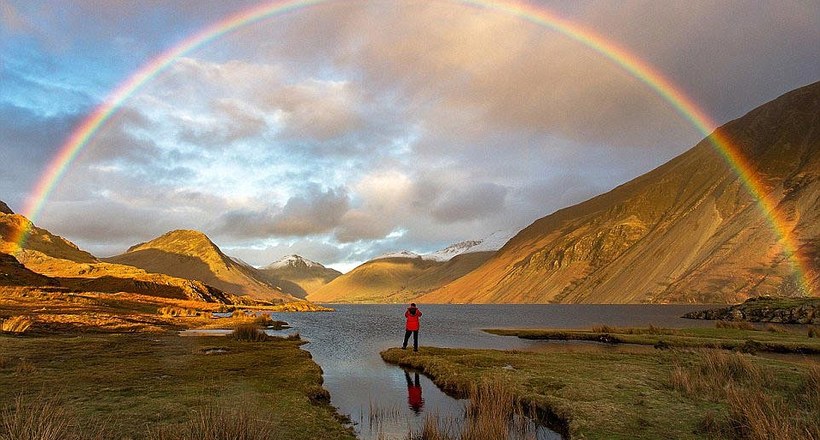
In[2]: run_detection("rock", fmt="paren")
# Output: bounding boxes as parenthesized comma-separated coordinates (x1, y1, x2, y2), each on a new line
(683, 296, 819, 324)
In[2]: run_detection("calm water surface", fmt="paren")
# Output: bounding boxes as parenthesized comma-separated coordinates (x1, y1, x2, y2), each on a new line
(268, 304, 713, 439)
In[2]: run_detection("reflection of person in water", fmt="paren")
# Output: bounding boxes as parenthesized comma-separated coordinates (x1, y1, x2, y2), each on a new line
(404, 370, 424, 414)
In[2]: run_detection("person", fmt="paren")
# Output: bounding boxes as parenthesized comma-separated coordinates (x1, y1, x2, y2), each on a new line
(404, 370, 424, 414)
(402, 303, 422, 352)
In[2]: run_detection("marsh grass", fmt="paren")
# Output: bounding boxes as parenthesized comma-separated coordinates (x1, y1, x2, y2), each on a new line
(158, 306, 201, 317)
(0, 333, 355, 440)
(716, 321, 755, 330)
(14, 358, 35, 376)
(1, 316, 32, 334)
(672, 350, 820, 439)
(670, 350, 763, 401)
(0, 393, 109, 440)
(407, 381, 538, 440)
(591, 324, 675, 335)
(231, 323, 269, 342)
(146, 405, 275, 440)
(808, 326, 818, 338)
(764, 324, 787, 333)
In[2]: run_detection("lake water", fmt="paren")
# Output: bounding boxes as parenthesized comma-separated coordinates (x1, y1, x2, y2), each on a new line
(267, 304, 713, 439)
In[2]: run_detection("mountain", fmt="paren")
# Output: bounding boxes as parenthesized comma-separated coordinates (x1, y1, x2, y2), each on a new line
(420, 81, 820, 304)
(0, 211, 235, 302)
(106, 230, 298, 302)
(258, 255, 341, 299)
(0, 252, 57, 287)
(425, 230, 513, 261)
(0, 201, 13, 215)
(308, 251, 495, 303)
(0, 211, 97, 263)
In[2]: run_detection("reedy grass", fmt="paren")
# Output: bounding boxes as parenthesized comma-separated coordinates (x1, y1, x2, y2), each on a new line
(0, 393, 109, 440)
(145, 405, 275, 440)
(1, 316, 32, 334)
(231, 322, 269, 342)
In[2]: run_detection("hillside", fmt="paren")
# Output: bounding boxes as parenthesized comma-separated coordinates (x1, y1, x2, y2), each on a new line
(308, 251, 493, 303)
(0, 211, 97, 263)
(106, 230, 298, 302)
(0, 210, 236, 302)
(420, 81, 820, 304)
(258, 255, 341, 299)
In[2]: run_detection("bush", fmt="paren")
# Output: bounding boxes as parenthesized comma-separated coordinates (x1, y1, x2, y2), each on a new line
(158, 307, 200, 318)
(1, 316, 32, 334)
(231, 323, 268, 342)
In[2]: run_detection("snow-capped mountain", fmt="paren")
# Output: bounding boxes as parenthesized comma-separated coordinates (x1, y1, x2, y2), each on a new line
(259, 255, 341, 299)
(374, 250, 423, 260)
(263, 254, 326, 270)
(425, 230, 513, 262)
(370, 231, 513, 263)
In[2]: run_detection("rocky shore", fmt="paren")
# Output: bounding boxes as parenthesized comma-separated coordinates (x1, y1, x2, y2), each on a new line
(683, 296, 819, 324)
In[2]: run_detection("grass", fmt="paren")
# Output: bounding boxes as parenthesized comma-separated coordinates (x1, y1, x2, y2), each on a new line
(1, 315, 32, 334)
(408, 381, 539, 440)
(231, 322, 269, 342)
(671, 350, 819, 439)
(716, 321, 755, 330)
(485, 325, 820, 354)
(381, 346, 817, 440)
(145, 406, 275, 440)
(0, 393, 111, 440)
(0, 333, 355, 440)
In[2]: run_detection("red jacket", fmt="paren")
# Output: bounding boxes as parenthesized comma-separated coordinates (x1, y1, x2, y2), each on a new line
(405, 307, 422, 331)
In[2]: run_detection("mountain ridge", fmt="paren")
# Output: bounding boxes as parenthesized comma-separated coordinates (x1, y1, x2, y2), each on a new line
(107, 229, 298, 302)
(419, 81, 820, 304)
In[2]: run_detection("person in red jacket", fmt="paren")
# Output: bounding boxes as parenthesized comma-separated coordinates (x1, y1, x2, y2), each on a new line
(402, 303, 422, 352)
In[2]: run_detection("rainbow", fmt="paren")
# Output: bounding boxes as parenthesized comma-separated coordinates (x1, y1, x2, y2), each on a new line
(14, 0, 813, 294)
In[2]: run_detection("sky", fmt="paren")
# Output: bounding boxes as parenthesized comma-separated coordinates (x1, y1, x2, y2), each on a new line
(1, 0, 818, 272)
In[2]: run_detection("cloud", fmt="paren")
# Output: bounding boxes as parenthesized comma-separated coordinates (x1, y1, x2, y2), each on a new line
(3, 0, 817, 270)
(215, 185, 350, 238)
(431, 182, 508, 223)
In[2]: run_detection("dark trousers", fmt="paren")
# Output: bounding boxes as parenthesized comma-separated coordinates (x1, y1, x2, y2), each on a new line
(402, 330, 418, 351)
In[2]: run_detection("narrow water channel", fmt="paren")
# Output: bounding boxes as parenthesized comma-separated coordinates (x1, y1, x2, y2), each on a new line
(267, 304, 712, 439)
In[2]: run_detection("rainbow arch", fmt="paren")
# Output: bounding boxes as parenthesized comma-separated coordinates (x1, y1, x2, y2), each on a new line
(13, 0, 813, 294)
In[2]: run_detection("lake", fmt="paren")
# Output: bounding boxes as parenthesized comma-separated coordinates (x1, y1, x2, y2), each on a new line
(267, 304, 713, 439)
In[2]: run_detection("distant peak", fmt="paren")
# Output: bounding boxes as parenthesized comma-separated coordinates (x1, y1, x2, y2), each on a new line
(424, 230, 514, 261)
(128, 229, 222, 256)
(374, 250, 422, 260)
(0, 200, 13, 215)
(264, 254, 325, 270)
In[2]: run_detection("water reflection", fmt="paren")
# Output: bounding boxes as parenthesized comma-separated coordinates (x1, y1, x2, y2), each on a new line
(404, 370, 425, 414)
(269, 304, 712, 439)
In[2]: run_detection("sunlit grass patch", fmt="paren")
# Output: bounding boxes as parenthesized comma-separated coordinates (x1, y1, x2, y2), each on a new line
(1, 316, 32, 334)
